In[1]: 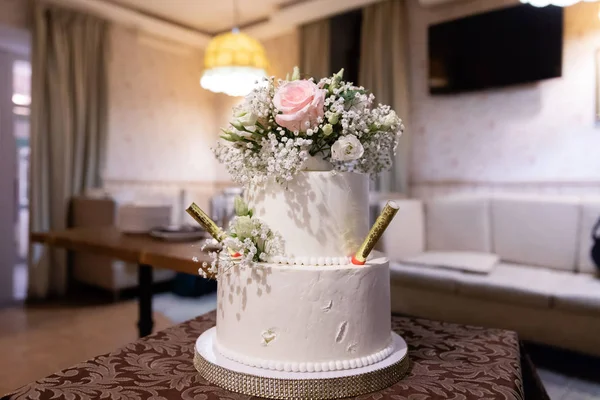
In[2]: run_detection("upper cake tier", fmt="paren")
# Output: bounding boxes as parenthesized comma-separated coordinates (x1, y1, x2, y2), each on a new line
(247, 171, 369, 259)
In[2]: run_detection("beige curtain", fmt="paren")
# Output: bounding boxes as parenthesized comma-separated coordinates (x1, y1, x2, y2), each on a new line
(359, 0, 410, 193)
(300, 19, 330, 80)
(28, 3, 109, 298)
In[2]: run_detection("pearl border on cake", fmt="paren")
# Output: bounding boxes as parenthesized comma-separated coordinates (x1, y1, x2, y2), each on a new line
(214, 336, 395, 372)
(270, 255, 352, 266)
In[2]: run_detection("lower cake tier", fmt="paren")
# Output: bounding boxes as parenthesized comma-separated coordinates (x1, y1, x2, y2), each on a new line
(215, 256, 391, 372)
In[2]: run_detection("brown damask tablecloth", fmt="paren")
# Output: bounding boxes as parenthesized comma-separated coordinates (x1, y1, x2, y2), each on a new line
(3, 312, 548, 400)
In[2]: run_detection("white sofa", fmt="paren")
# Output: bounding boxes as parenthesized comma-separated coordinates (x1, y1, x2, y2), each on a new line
(382, 194, 600, 356)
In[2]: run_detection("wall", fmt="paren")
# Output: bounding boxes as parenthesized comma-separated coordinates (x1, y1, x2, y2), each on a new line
(103, 27, 300, 211)
(0, 1, 300, 206)
(264, 29, 300, 80)
(104, 27, 218, 183)
(0, 8, 299, 192)
(103, 27, 224, 211)
(407, 0, 600, 197)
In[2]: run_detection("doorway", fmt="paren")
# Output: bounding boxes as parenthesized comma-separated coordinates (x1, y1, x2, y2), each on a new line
(13, 59, 31, 301)
(0, 25, 30, 305)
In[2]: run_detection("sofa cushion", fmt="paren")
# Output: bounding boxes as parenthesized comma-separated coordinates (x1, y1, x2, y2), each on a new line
(425, 196, 492, 253)
(390, 261, 461, 293)
(577, 199, 600, 274)
(401, 251, 499, 274)
(491, 196, 580, 271)
(456, 262, 567, 308)
(553, 273, 600, 316)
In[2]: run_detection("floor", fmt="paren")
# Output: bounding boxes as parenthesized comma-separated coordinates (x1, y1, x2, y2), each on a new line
(0, 298, 172, 395)
(1, 291, 599, 399)
(153, 291, 217, 323)
(527, 342, 600, 400)
(538, 369, 600, 400)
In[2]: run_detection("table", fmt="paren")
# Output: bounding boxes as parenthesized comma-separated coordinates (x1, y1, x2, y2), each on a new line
(30, 226, 212, 338)
(2, 312, 549, 400)
(2, 311, 549, 400)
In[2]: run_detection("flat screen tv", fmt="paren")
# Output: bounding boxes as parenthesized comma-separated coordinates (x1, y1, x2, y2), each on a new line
(428, 5, 563, 95)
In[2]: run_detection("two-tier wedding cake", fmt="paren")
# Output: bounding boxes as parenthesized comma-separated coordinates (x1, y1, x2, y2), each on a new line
(190, 67, 406, 399)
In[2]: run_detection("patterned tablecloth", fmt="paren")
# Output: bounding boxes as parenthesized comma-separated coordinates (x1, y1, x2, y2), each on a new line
(3, 312, 548, 400)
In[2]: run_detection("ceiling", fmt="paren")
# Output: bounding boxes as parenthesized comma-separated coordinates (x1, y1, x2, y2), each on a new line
(47, 0, 417, 48)
(106, 0, 293, 34)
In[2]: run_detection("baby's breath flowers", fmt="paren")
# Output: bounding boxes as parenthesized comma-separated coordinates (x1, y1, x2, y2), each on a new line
(200, 196, 284, 279)
(213, 67, 404, 186)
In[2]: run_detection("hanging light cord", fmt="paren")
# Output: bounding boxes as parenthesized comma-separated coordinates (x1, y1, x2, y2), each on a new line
(232, 0, 240, 33)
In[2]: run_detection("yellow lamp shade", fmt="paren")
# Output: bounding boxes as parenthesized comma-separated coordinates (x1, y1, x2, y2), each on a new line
(201, 30, 269, 97)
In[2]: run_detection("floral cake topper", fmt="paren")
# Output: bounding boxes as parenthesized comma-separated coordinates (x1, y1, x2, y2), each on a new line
(200, 196, 284, 278)
(215, 67, 404, 186)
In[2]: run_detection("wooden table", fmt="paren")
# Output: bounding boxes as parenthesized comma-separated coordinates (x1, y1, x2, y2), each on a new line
(2, 311, 549, 400)
(31, 226, 212, 338)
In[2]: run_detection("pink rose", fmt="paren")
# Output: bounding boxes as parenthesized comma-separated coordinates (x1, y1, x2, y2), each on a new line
(273, 80, 325, 132)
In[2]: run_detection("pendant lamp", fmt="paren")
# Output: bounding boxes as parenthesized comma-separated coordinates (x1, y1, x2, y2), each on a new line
(200, 1, 268, 97)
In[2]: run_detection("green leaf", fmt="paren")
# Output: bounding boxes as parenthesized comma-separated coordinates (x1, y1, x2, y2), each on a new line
(220, 135, 236, 142)
(228, 132, 243, 141)
(234, 195, 250, 217)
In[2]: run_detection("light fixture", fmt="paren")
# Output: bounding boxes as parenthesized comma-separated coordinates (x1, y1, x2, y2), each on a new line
(12, 93, 30, 106)
(200, 1, 268, 97)
(520, 0, 599, 7)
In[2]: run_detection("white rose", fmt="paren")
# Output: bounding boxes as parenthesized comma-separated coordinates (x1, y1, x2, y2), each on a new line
(382, 111, 398, 129)
(231, 110, 258, 132)
(330, 135, 364, 162)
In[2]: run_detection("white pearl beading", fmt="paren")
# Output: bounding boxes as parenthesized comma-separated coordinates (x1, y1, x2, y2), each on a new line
(269, 255, 352, 266)
(214, 337, 395, 372)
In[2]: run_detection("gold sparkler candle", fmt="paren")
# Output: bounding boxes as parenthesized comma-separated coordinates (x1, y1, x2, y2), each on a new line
(352, 201, 400, 265)
(186, 203, 225, 242)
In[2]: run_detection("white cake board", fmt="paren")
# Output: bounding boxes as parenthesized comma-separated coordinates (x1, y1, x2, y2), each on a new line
(196, 327, 407, 379)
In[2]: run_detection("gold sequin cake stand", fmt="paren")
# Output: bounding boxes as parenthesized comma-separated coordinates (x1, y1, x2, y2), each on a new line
(194, 328, 409, 399)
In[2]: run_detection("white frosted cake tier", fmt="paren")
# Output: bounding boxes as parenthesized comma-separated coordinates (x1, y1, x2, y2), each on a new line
(247, 171, 369, 258)
(215, 256, 392, 372)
